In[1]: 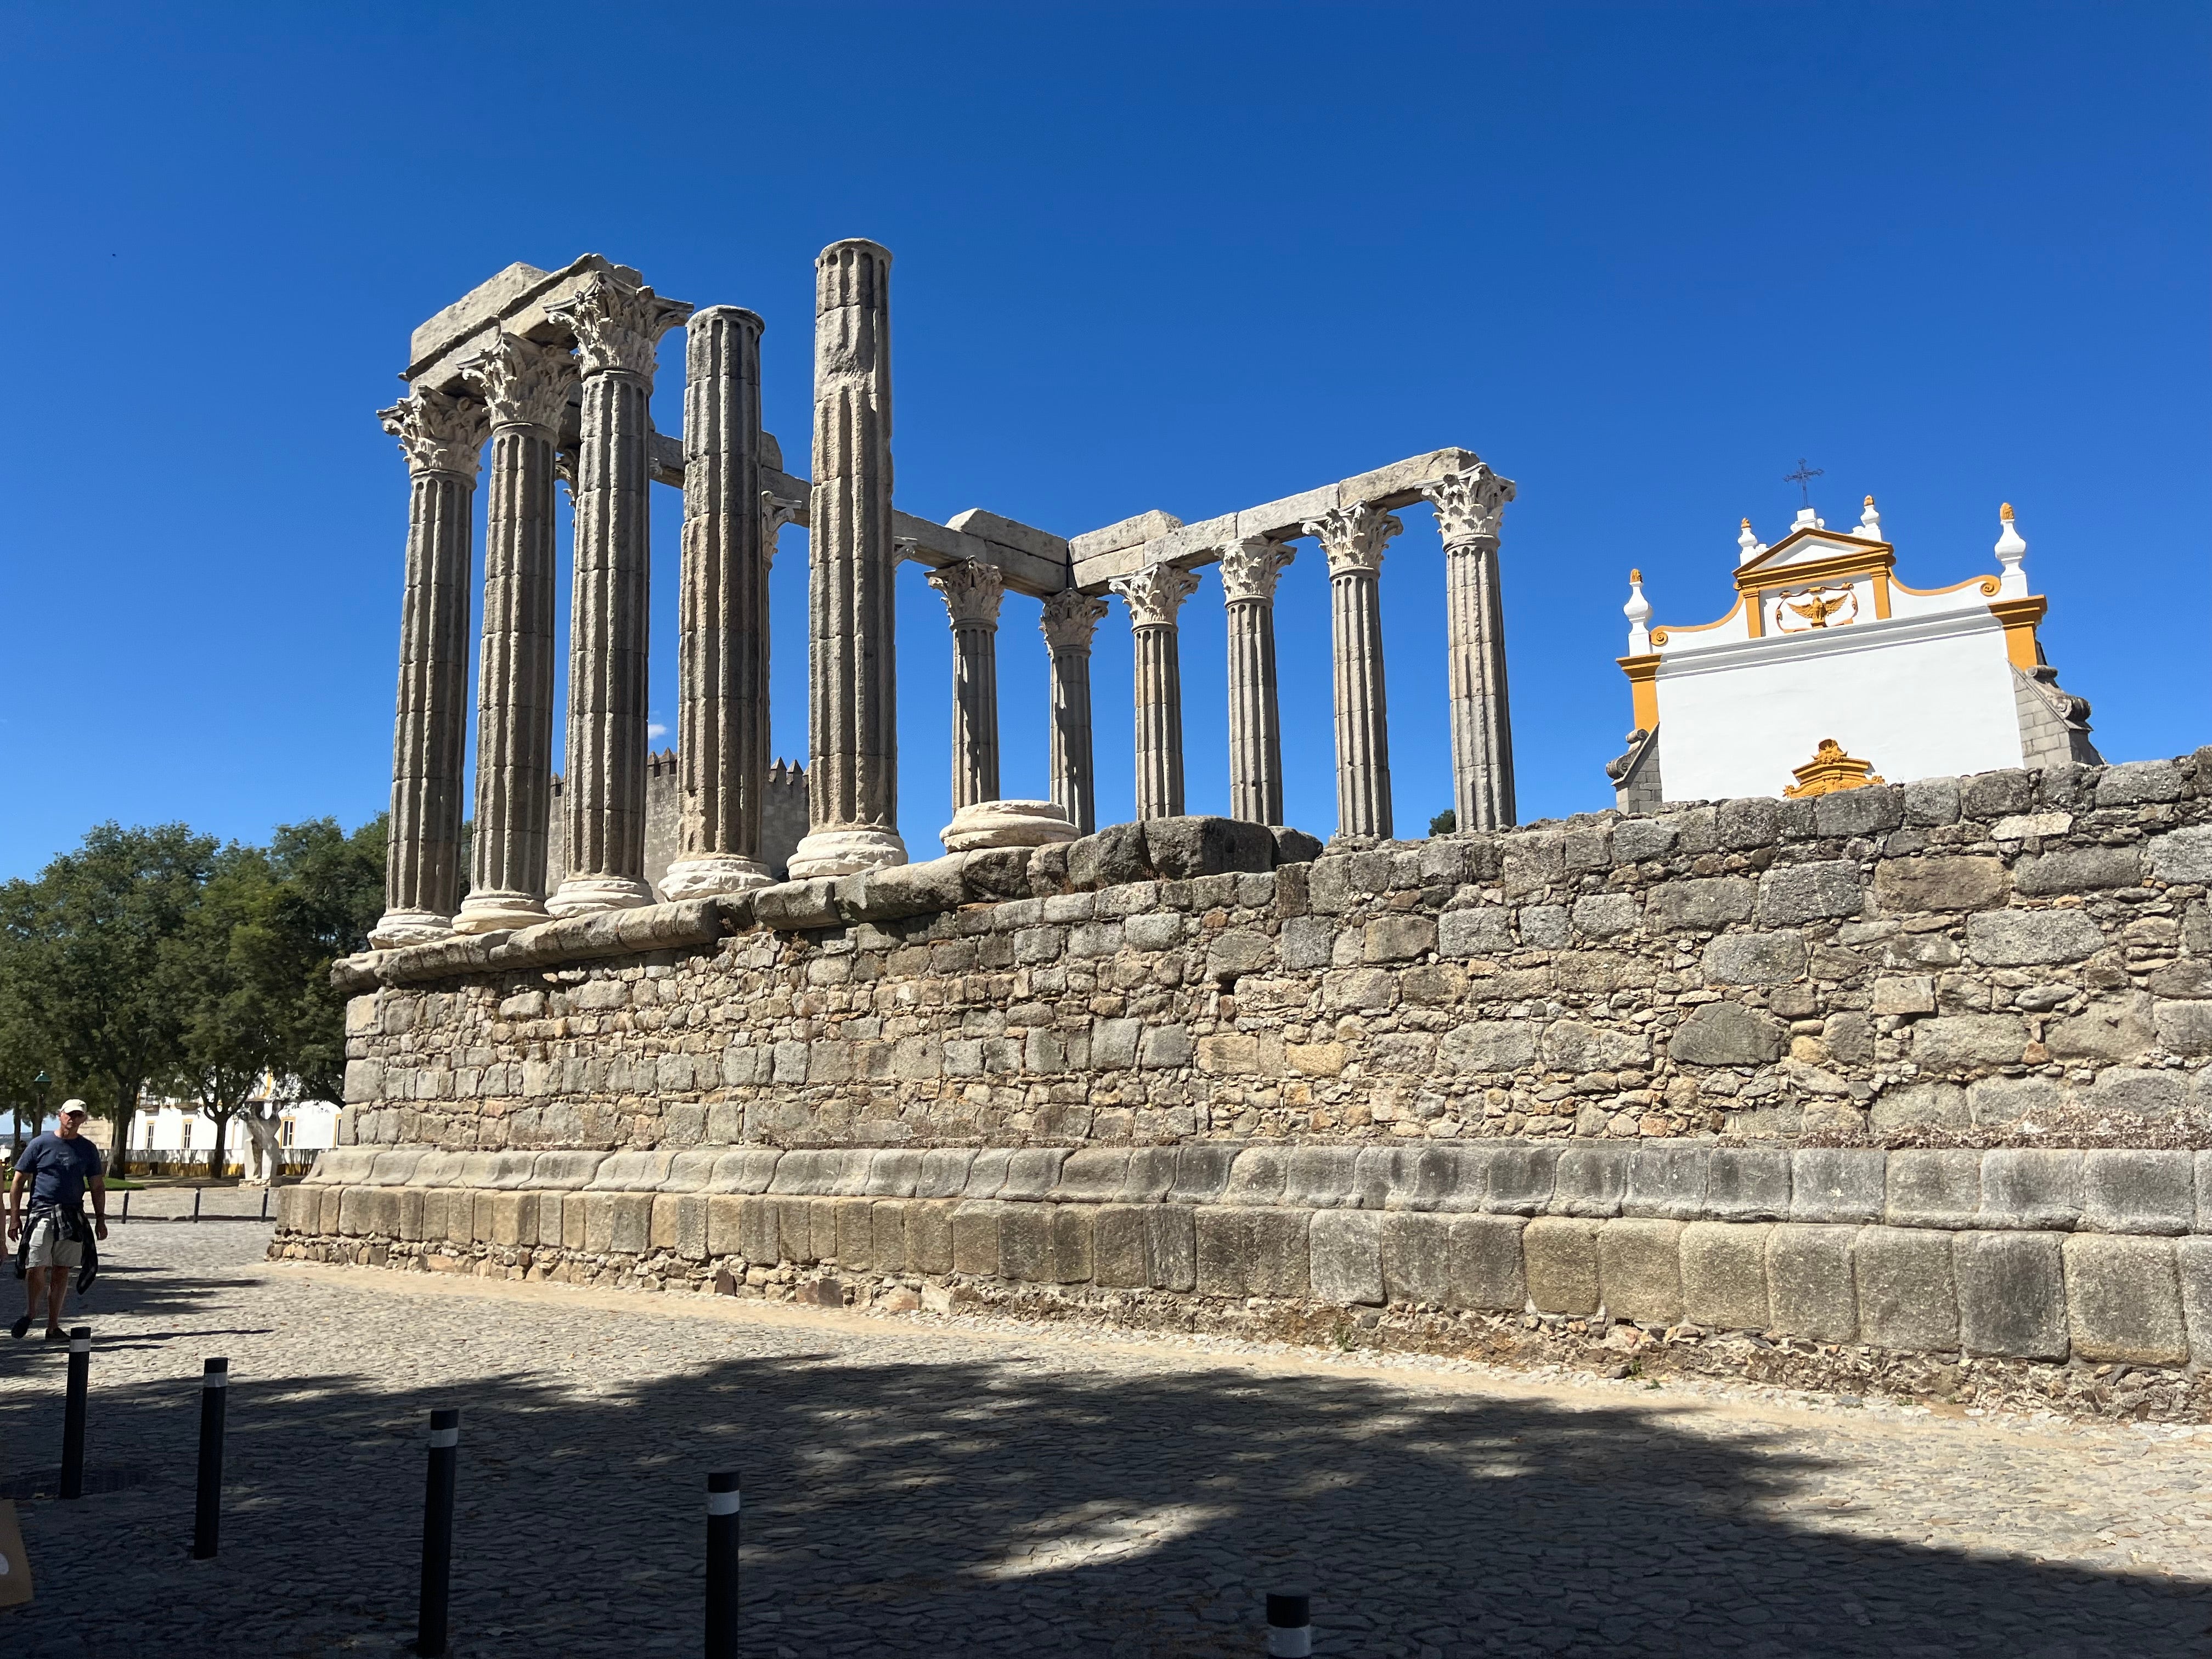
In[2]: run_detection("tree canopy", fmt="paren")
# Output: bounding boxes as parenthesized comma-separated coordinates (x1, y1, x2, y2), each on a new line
(0, 816, 384, 1175)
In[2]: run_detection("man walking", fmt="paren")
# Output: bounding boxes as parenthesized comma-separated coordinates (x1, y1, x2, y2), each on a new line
(6, 1101, 107, 1340)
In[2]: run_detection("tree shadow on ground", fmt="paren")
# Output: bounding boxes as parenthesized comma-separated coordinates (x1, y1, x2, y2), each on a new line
(1, 1273, 2205, 1658)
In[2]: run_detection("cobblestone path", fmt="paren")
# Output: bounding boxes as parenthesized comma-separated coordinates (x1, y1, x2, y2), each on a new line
(2, 1222, 2209, 1657)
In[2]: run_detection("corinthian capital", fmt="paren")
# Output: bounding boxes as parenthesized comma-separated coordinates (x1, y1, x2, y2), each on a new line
(459, 331, 577, 433)
(1421, 464, 1516, 550)
(1303, 502, 1402, 578)
(1039, 589, 1108, 653)
(761, 490, 804, 562)
(1217, 535, 1295, 605)
(377, 388, 488, 479)
(547, 274, 695, 381)
(927, 558, 1006, 628)
(1110, 562, 1201, 628)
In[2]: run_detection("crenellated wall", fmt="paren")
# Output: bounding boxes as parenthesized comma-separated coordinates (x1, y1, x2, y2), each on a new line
(281, 752, 2212, 1403)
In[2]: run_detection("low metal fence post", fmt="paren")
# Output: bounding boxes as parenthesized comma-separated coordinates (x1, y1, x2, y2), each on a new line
(414, 1407, 460, 1656)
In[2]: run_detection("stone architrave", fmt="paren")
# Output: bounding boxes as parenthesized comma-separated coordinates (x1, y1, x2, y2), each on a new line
(452, 332, 574, 935)
(371, 388, 488, 949)
(1040, 590, 1108, 834)
(1218, 535, 1295, 826)
(791, 239, 908, 879)
(927, 558, 1006, 811)
(1110, 563, 1201, 821)
(664, 305, 775, 899)
(542, 274, 692, 917)
(1305, 503, 1402, 839)
(1422, 465, 1519, 831)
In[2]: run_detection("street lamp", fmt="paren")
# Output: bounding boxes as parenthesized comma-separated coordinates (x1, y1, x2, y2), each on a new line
(26, 1071, 49, 1154)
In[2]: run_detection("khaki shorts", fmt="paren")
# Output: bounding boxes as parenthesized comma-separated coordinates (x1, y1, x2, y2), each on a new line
(22, 1214, 82, 1271)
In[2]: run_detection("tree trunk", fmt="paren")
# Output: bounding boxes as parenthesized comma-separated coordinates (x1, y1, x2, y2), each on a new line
(205, 1108, 239, 1182)
(107, 1077, 138, 1180)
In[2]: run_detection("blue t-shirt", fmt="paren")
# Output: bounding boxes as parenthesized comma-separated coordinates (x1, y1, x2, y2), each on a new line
(16, 1133, 101, 1207)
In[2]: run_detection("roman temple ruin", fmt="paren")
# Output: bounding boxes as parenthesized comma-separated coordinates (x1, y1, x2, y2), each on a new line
(289, 241, 2212, 1409)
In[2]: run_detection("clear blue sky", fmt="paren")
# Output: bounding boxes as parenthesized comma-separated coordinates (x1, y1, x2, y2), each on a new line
(2, 3, 2205, 878)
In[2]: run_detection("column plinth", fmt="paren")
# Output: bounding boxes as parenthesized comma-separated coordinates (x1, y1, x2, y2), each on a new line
(1218, 536, 1294, 826)
(664, 305, 775, 899)
(544, 274, 692, 917)
(792, 239, 907, 880)
(1305, 503, 1401, 839)
(1110, 563, 1200, 821)
(1422, 465, 1519, 831)
(453, 332, 574, 935)
(372, 389, 487, 949)
(1040, 590, 1108, 834)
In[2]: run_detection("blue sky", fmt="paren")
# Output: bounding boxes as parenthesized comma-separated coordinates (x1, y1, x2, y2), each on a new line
(2, 2, 2205, 878)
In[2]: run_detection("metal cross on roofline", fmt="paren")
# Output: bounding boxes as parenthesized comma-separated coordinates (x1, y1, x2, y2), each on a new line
(1784, 458, 1824, 508)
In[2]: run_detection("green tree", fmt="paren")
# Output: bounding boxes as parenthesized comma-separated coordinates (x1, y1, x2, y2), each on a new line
(1428, 809, 1457, 837)
(164, 844, 287, 1179)
(0, 993, 71, 1156)
(0, 822, 217, 1176)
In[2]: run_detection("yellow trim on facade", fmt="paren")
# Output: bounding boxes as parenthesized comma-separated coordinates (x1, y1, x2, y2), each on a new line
(1734, 546, 1896, 596)
(1647, 592, 1747, 649)
(1617, 653, 1661, 732)
(1891, 572, 2002, 599)
(1872, 570, 1893, 620)
(1988, 595, 2047, 670)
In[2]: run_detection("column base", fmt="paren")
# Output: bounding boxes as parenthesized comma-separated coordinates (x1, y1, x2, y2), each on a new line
(939, 799, 1079, 853)
(661, 855, 776, 899)
(545, 874, 656, 919)
(368, 907, 453, 950)
(452, 891, 552, 935)
(787, 826, 908, 881)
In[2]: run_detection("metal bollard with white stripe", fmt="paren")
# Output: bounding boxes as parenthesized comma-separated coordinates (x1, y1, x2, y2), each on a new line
(705, 1470, 741, 1659)
(191, 1357, 228, 1559)
(59, 1327, 92, 1500)
(415, 1407, 461, 1657)
(1266, 1592, 1312, 1656)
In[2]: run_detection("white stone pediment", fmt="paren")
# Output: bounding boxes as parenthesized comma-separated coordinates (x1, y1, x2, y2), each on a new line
(1739, 527, 1890, 574)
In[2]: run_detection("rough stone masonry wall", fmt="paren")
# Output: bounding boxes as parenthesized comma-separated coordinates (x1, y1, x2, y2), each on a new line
(279, 752, 2212, 1406)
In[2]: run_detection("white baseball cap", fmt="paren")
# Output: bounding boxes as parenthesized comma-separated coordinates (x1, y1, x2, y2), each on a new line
(59, 1101, 89, 1118)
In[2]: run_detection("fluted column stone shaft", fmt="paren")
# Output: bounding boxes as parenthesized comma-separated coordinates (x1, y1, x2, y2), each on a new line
(1110, 564, 1200, 821)
(371, 389, 487, 949)
(542, 276, 690, 917)
(1306, 504, 1402, 839)
(1040, 590, 1108, 834)
(665, 305, 775, 898)
(1218, 536, 1294, 826)
(453, 334, 574, 934)
(1423, 465, 1520, 831)
(928, 560, 1005, 809)
(791, 239, 907, 878)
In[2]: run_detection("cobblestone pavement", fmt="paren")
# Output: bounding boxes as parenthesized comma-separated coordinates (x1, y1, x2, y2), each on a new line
(3, 1223, 2209, 1657)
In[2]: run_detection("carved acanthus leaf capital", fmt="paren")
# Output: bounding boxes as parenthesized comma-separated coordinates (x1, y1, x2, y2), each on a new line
(459, 332, 577, 433)
(761, 490, 804, 562)
(1303, 502, 1402, 578)
(546, 274, 694, 382)
(1109, 562, 1201, 628)
(377, 389, 488, 480)
(927, 558, 1006, 628)
(1217, 535, 1295, 604)
(1421, 465, 1516, 550)
(1039, 589, 1109, 653)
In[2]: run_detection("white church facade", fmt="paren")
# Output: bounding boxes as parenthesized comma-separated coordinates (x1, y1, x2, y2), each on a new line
(1607, 498, 2098, 809)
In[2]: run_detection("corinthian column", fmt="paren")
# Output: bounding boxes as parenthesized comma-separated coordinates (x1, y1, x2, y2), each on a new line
(1040, 590, 1108, 833)
(927, 560, 1005, 809)
(791, 239, 907, 879)
(1421, 464, 1519, 831)
(1218, 535, 1295, 825)
(543, 274, 692, 917)
(371, 389, 487, 949)
(1304, 503, 1401, 839)
(452, 333, 573, 934)
(664, 305, 775, 899)
(1110, 563, 1200, 820)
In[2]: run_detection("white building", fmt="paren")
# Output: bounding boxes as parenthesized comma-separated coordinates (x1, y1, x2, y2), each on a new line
(135, 1097, 342, 1169)
(1607, 498, 2098, 808)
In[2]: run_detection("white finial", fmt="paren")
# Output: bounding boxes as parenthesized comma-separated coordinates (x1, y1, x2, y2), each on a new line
(1624, 567, 1652, 653)
(1994, 501, 2028, 596)
(1855, 493, 1882, 540)
(1792, 505, 1821, 531)
(1736, 517, 1763, 566)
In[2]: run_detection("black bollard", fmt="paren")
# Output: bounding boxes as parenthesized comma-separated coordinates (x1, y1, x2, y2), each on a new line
(1266, 1592, 1312, 1657)
(120, 1190, 130, 1224)
(191, 1357, 228, 1559)
(259, 1187, 269, 1222)
(705, 1470, 741, 1659)
(414, 1407, 460, 1656)
(59, 1326, 91, 1499)
(192, 1188, 202, 1223)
